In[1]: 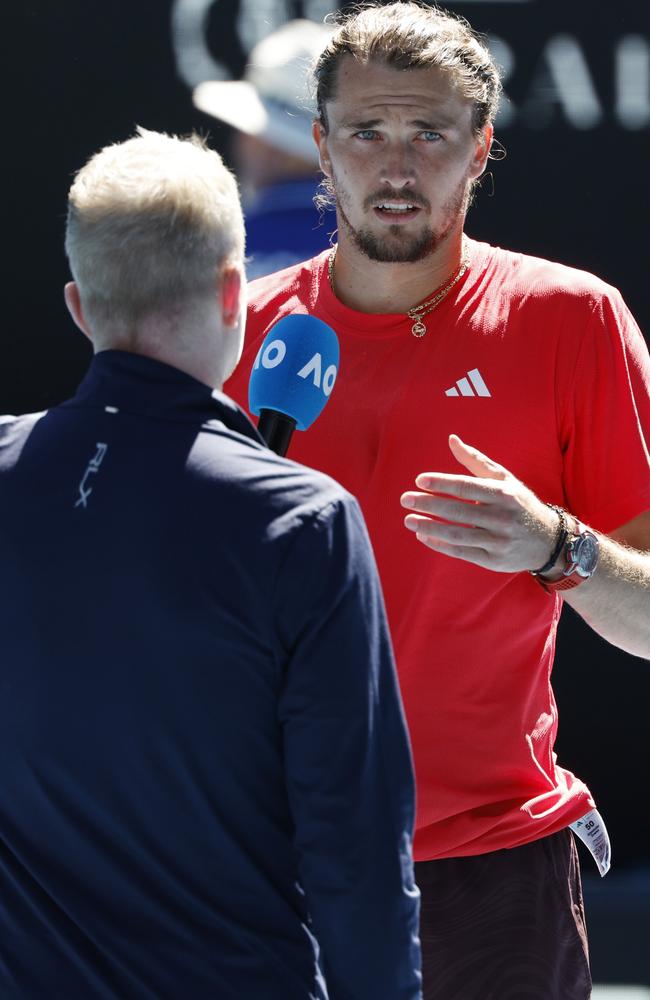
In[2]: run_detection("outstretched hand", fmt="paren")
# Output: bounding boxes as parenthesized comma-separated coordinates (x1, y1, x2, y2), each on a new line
(400, 435, 560, 573)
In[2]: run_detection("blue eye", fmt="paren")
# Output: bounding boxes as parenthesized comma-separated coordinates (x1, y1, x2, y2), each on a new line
(355, 130, 378, 141)
(418, 131, 441, 142)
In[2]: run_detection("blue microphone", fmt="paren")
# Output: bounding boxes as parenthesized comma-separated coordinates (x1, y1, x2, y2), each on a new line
(248, 315, 339, 455)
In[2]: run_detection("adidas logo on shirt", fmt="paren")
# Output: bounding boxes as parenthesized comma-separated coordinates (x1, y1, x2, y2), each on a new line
(445, 368, 491, 397)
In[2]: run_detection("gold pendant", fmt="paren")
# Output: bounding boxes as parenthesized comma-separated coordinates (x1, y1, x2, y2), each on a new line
(411, 319, 427, 338)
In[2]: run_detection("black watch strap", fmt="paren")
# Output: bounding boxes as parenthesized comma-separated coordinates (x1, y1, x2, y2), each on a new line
(530, 504, 568, 576)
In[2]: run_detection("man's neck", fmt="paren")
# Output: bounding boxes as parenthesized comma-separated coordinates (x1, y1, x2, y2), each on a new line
(93, 313, 228, 391)
(329, 228, 466, 315)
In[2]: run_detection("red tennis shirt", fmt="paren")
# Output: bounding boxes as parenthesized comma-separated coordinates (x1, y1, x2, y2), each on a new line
(225, 239, 650, 861)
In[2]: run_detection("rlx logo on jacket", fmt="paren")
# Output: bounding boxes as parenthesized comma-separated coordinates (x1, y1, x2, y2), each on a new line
(74, 442, 108, 509)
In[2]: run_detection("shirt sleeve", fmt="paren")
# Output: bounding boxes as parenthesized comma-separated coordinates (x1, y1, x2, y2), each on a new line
(560, 289, 650, 533)
(274, 494, 422, 1000)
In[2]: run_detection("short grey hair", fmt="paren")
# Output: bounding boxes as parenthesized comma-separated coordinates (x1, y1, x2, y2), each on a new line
(65, 128, 245, 329)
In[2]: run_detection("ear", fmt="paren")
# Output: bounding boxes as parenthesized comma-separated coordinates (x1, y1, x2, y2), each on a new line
(468, 124, 493, 180)
(219, 265, 243, 330)
(64, 282, 92, 340)
(312, 120, 332, 178)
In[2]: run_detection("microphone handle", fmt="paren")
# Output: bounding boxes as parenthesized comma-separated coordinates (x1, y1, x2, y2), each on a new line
(257, 409, 297, 457)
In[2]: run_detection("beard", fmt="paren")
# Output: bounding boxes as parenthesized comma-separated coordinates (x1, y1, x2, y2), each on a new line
(332, 174, 470, 264)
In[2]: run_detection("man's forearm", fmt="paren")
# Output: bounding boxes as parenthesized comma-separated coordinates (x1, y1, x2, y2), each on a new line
(401, 437, 650, 660)
(562, 536, 650, 659)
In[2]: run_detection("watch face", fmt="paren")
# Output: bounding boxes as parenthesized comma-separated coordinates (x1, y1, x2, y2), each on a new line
(573, 531, 600, 577)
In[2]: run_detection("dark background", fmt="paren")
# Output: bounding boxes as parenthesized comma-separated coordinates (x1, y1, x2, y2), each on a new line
(5, 0, 650, 979)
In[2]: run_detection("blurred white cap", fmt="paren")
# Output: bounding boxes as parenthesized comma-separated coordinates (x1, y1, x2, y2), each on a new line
(193, 19, 333, 164)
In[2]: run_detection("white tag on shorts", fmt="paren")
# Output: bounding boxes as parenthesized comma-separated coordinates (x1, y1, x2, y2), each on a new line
(569, 808, 611, 877)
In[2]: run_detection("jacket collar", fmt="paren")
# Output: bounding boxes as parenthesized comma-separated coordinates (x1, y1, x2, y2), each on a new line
(66, 350, 264, 445)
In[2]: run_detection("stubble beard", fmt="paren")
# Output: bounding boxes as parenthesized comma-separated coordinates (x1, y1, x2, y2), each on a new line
(333, 175, 471, 264)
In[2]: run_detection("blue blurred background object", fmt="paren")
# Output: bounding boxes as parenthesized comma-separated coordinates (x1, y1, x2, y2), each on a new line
(193, 18, 337, 278)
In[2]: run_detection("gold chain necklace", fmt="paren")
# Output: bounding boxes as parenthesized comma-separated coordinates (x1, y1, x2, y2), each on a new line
(327, 241, 470, 338)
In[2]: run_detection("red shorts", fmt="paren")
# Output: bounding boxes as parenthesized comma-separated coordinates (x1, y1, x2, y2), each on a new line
(414, 829, 591, 1000)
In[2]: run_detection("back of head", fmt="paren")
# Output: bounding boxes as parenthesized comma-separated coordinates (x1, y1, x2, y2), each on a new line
(315, 1, 501, 135)
(65, 128, 245, 335)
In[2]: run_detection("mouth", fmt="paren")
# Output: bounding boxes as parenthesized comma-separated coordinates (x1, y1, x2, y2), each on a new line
(373, 202, 422, 223)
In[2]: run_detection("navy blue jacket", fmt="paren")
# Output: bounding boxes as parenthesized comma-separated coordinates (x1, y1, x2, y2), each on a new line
(0, 351, 421, 999)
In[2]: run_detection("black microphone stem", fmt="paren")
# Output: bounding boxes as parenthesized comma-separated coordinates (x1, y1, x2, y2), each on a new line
(258, 409, 297, 457)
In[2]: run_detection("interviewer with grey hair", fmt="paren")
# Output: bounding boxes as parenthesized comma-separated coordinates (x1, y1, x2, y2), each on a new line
(0, 128, 422, 1000)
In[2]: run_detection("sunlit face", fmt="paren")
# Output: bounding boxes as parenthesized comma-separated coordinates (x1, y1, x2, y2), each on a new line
(313, 57, 492, 263)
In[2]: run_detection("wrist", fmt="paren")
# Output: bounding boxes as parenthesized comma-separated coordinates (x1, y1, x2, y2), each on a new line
(529, 504, 568, 578)
(534, 515, 600, 593)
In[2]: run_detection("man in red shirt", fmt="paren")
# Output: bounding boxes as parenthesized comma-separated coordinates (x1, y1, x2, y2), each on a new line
(225, 4, 650, 996)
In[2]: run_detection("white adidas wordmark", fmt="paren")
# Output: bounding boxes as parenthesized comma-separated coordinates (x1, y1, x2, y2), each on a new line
(445, 368, 491, 398)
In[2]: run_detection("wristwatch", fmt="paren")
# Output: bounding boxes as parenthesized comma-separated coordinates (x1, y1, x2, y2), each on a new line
(537, 518, 600, 593)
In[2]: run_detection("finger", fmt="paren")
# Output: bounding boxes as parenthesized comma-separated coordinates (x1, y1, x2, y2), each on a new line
(413, 530, 492, 568)
(448, 434, 509, 481)
(404, 513, 492, 549)
(410, 473, 508, 503)
(401, 492, 508, 530)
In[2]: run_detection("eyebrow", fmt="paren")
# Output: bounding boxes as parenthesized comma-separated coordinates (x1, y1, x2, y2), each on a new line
(338, 116, 457, 131)
(411, 117, 455, 130)
(339, 118, 383, 130)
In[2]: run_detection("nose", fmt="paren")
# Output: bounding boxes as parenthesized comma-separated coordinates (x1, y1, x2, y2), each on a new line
(379, 143, 416, 189)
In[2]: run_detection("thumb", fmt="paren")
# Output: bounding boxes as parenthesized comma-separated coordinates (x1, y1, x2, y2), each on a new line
(448, 434, 509, 480)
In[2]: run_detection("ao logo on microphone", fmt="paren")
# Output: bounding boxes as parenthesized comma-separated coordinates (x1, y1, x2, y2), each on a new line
(248, 314, 340, 432)
(253, 338, 337, 397)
